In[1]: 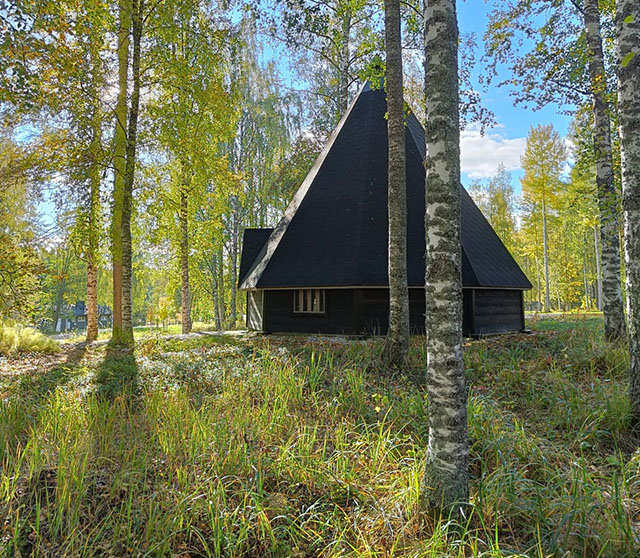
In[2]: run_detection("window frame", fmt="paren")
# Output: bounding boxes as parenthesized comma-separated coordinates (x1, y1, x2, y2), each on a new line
(293, 289, 326, 315)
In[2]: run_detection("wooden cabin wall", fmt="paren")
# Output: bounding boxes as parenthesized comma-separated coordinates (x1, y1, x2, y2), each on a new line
(263, 289, 357, 334)
(469, 289, 524, 336)
(252, 287, 525, 336)
(247, 291, 264, 330)
(361, 289, 426, 335)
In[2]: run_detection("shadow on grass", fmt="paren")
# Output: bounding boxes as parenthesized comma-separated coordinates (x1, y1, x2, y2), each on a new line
(2, 343, 91, 459)
(14, 342, 90, 401)
(94, 346, 140, 401)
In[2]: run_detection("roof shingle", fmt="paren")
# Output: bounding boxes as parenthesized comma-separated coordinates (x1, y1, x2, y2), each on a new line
(238, 83, 532, 291)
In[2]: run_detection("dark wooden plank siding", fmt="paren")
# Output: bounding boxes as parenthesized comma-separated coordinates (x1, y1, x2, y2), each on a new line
(361, 289, 425, 335)
(462, 289, 474, 337)
(259, 287, 524, 336)
(264, 289, 357, 334)
(471, 289, 523, 336)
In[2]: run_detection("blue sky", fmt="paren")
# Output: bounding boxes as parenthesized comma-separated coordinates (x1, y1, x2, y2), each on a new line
(456, 0, 572, 191)
(38, 0, 574, 227)
(260, 0, 574, 193)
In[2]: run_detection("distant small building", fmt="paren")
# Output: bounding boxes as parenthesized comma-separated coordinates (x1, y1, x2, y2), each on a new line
(55, 301, 112, 332)
(238, 82, 532, 337)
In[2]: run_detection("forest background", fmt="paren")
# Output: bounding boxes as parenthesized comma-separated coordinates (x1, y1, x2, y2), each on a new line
(0, 0, 621, 333)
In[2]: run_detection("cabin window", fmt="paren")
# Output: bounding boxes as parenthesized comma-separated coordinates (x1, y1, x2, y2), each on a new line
(293, 289, 325, 314)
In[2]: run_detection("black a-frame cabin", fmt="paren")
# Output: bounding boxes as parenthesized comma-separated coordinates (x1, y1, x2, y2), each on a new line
(238, 82, 532, 337)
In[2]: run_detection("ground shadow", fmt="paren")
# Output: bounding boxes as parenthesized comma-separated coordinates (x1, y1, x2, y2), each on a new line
(94, 346, 140, 401)
(13, 341, 90, 402)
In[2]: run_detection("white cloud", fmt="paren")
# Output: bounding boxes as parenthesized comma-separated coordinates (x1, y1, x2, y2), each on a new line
(460, 126, 527, 179)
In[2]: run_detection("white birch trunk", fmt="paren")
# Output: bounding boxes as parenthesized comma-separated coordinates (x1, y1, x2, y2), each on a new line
(542, 196, 551, 313)
(110, 0, 129, 345)
(180, 183, 192, 334)
(338, 12, 351, 116)
(585, 0, 627, 340)
(594, 225, 603, 310)
(421, 0, 468, 512)
(120, 0, 143, 346)
(615, 0, 640, 425)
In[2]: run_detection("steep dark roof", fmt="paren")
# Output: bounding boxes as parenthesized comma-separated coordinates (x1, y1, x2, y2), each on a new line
(239, 83, 532, 291)
(239, 228, 273, 287)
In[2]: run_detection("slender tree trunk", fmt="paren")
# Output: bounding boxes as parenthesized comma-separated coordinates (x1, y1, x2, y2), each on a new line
(217, 245, 225, 326)
(230, 200, 239, 327)
(86, 29, 102, 343)
(585, 0, 627, 340)
(594, 225, 603, 309)
(542, 196, 551, 312)
(110, 0, 130, 345)
(536, 258, 541, 311)
(615, 0, 640, 425)
(53, 285, 65, 332)
(180, 181, 192, 334)
(338, 12, 351, 116)
(212, 252, 222, 331)
(421, 0, 468, 513)
(53, 249, 72, 331)
(583, 259, 590, 310)
(120, 0, 143, 346)
(384, 0, 409, 365)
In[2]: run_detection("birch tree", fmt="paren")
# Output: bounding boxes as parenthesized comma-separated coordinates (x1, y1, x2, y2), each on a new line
(384, 0, 409, 364)
(422, 0, 468, 512)
(118, 0, 144, 346)
(148, 0, 236, 334)
(110, 0, 130, 345)
(484, 0, 626, 334)
(469, 164, 517, 254)
(584, 0, 626, 340)
(520, 125, 566, 313)
(272, 0, 383, 131)
(615, 0, 640, 425)
(84, 6, 107, 342)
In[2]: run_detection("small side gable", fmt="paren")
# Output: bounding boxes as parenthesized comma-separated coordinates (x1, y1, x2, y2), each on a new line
(238, 228, 273, 288)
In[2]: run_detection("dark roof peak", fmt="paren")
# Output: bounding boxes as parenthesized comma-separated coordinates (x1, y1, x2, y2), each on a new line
(239, 83, 531, 291)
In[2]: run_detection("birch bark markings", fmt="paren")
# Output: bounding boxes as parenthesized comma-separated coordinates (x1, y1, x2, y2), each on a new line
(584, 0, 626, 341)
(594, 226, 603, 310)
(110, 0, 130, 345)
(120, 0, 144, 346)
(422, 0, 468, 510)
(384, 0, 409, 364)
(542, 195, 551, 312)
(180, 179, 192, 334)
(86, 25, 103, 342)
(615, 0, 640, 425)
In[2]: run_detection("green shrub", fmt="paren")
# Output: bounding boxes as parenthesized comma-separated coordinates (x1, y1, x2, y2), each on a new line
(0, 322, 59, 355)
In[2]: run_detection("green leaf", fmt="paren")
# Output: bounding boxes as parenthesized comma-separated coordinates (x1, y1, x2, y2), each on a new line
(624, 14, 634, 24)
(622, 52, 636, 68)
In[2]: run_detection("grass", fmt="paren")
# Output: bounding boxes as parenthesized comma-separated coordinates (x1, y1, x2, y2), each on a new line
(0, 323, 59, 356)
(1, 317, 639, 556)
(61, 321, 222, 343)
